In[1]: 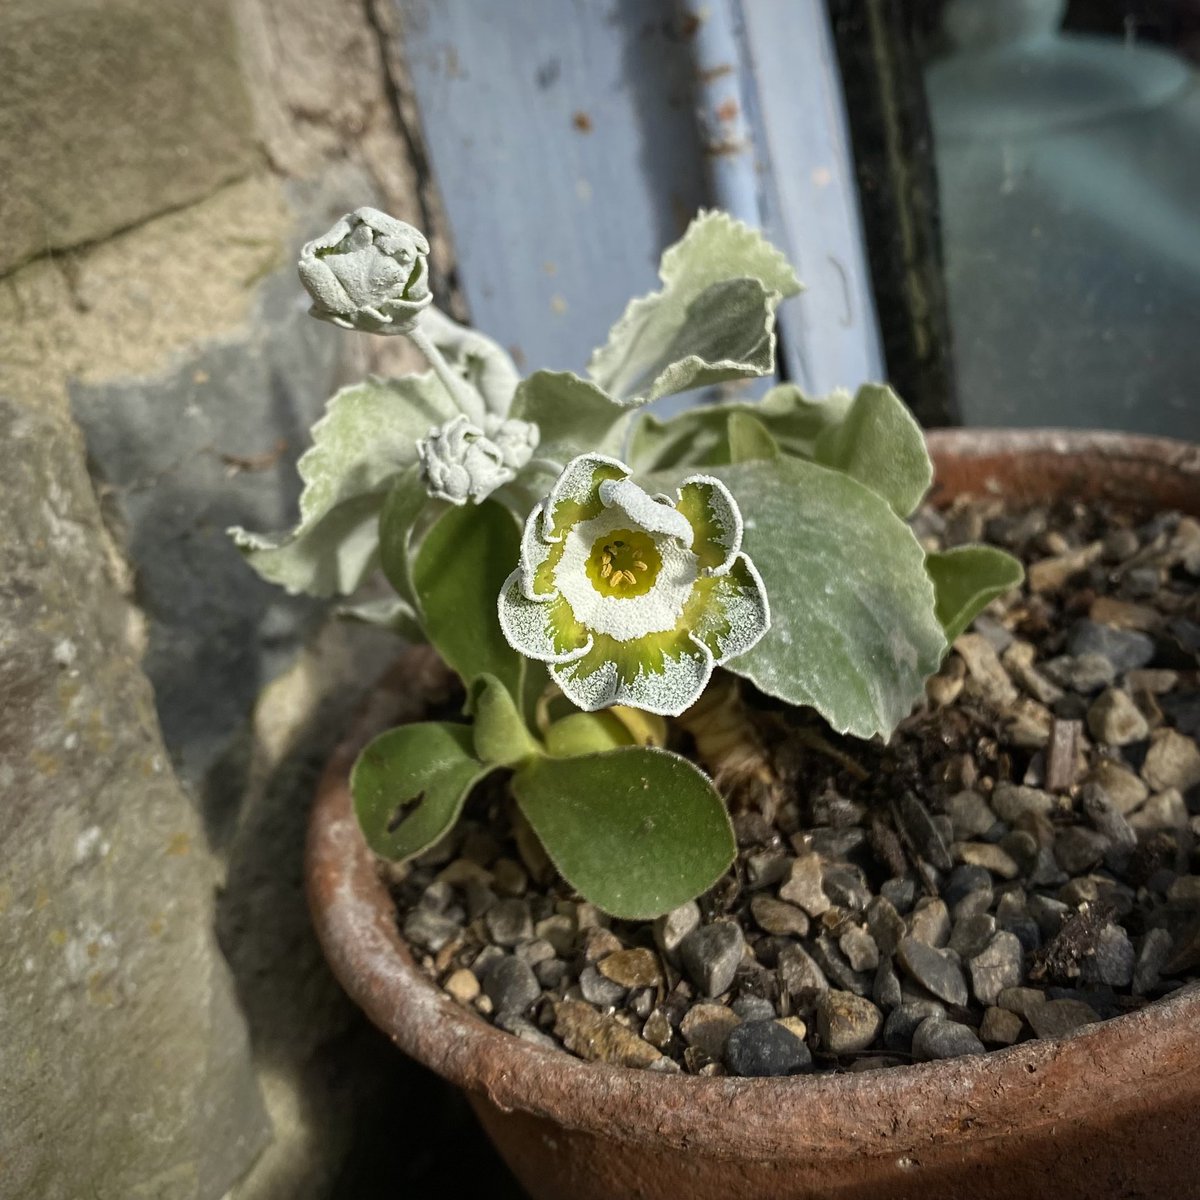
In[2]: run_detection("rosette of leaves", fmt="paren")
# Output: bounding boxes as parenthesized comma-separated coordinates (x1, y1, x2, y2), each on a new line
(232, 210, 1022, 918)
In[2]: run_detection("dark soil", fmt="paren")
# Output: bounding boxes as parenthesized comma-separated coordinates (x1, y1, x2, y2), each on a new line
(387, 496, 1200, 1076)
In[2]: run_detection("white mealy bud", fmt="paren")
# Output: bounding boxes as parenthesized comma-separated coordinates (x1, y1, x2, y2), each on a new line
(298, 207, 432, 334)
(417, 415, 514, 505)
(482, 416, 540, 472)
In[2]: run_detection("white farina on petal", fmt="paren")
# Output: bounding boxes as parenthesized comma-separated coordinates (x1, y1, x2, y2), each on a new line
(553, 507, 699, 642)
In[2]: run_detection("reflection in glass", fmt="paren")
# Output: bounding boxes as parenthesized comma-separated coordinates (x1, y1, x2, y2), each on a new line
(925, 0, 1200, 437)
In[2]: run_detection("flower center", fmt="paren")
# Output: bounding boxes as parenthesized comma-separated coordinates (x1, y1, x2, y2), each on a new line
(585, 528, 661, 597)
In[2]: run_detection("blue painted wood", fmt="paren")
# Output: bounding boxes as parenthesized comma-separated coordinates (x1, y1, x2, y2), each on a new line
(395, 0, 880, 407)
(735, 0, 884, 394)
(395, 0, 710, 378)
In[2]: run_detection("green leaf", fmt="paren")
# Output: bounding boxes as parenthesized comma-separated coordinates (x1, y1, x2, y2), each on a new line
(509, 370, 628, 467)
(926, 545, 1025, 644)
(588, 211, 802, 408)
(543, 711, 636, 758)
(469, 673, 540, 767)
(812, 383, 932, 518)
(628, 383, 851, 473)
(379, 466, 431, 617)
(727, 411, 780, 462)
(682, 457, 948, 739)
(413, 500, 523, 697)
(351, 722, 489, 861)
(511, 747, 735, 919)
(421, 306, 521, 416)
(335, 595, 421, 639)
(229, 373, 456, 596)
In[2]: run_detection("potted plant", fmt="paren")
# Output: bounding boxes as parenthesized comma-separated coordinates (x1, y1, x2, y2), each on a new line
(236, 208, 1200, 1199)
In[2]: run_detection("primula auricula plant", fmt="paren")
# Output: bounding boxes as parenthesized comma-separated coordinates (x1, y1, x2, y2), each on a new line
(232, 206, 1022, 919)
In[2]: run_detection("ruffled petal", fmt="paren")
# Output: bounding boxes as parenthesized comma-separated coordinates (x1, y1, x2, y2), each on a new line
(597, 476, 693, 545)
(675, 475, 742, 575)
(542, 453, 628, 540)
(551, 630, 715, 717)
(689, 553, 770, 663)
(498, 571, 592, 663)
(517, 500, 557, 600)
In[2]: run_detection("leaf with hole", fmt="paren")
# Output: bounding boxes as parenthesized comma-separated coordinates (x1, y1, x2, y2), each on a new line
(351, 722, 490, 862)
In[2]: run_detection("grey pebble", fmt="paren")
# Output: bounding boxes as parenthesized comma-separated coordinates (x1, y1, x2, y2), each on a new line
(1026, 998, 1099, 1039)
(810, 828, 868, 860)
(724, 1020, 813, 1077)
(579, 964, 627, 1007)
(1043, 653, 1116, 694)
(483, 955, 540, 1015)
(897, 792, 954, 871)
(403, 908, 462, 953)
(945, 790, 1001, 840)
(1080, 784, 1137, 871)
(1026, 894, 1069, 940)
(991, 783, 1057, 824)
(811, 934, 871, 995)
(534, 958, 569, 990)
(1067, 620, 1155, 673)
(816, 991, 883, 1054)
(880, 876, 918, 914)
(777, 944, 829, 1003)
(732, 995, 778, 1021)
(882, 1000, 945, 1052)
(493, 1010, 560, 1051)
(778, 853, 829, 916)
(912, 1017, 986, 1061)
(485, 898, 534, 946)
(679, 1003, 741, 1058)
(866, 895, 907, 956)
(980, 1005, 1023, 1046)
(907, 898, 951, 948)
(949, 913, 997, 959)
(896, 936, 969, 1006)
(1086, 688, 1149, 746)
(1133, 928, 1174, 995)
(823, 863, 872, 912)
(840, 926, 880, 972)
(968, 931, 1024, 1006)
(1054, 826, 1110, 875)
(653, 901, 700, 960)
(1080, 924, 1135, 988)
(679, 922, 745, 997)
(873, 961, 903, 1010)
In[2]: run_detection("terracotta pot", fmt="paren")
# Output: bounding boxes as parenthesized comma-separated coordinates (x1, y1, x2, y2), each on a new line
(307, 429, 1200, 1200)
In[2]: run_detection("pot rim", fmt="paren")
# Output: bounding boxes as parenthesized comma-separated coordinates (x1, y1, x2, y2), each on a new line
(306, 427, 1200, 1162)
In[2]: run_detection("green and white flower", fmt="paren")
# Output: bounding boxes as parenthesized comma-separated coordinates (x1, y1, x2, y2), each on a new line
(498, 453, 770, 716)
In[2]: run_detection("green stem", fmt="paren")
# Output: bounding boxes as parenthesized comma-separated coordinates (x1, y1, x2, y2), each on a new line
(406, 322, 487, 425)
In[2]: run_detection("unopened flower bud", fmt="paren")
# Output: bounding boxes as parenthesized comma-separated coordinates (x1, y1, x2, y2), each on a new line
(298, 207, 432, 334)
(417, 415, 514, 505)
(483, 416, 540, 472)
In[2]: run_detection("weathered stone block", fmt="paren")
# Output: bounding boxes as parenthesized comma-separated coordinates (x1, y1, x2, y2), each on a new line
(0, 397, 270, 1200)
(0, 0, 257, 273)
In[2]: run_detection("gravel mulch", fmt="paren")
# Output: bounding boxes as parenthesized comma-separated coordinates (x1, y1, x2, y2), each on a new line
(387, 496, 1200, 1077)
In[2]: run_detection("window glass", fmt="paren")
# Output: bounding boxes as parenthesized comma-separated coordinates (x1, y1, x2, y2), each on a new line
(920, 0, 1200, 437)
